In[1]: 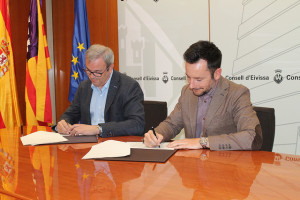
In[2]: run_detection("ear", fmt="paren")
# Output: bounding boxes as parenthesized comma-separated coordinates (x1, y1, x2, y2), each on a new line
(214, 68, 222, 80)
(108, 64, 114, 72)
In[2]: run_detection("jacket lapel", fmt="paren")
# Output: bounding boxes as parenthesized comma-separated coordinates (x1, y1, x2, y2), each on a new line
(86, 81, 93, 124)
(105, 70, 119, 114)
(203, 76, 229, 136)
(189, 89, 198, 137)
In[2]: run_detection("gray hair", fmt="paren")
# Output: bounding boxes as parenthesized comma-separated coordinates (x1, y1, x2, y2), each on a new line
(85, 44, 114, 67)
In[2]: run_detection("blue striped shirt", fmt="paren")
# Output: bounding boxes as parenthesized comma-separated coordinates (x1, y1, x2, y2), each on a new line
(90, 71, 113, 125)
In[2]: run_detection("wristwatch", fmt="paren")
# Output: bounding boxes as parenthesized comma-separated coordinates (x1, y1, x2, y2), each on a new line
(200, 137, 208, 149)
(98, 124, 103, 137)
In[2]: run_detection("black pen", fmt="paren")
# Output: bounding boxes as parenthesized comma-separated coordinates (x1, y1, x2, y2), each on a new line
(151, 127, 160, 148)
(151, 127, 158, 139)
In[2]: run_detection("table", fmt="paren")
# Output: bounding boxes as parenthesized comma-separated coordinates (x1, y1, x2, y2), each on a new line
(0, 126, 300, 199)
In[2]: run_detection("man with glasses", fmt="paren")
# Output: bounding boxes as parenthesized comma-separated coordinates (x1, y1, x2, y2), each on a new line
(56, 44, 145, 137)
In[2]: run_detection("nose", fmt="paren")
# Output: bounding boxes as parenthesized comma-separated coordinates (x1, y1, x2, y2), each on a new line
(88, 72, 97, 78)
(88, 73, 97, 80)
(189, 79, 196, 89)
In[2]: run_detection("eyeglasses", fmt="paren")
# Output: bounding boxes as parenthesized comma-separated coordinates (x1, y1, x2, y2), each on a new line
(83, 66, 109, 77)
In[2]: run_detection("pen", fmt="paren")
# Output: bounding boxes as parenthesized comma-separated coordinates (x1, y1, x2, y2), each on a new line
(151, 127, 160, 148)
(21, 124, 23, 136)
(151, 127, 158, 139)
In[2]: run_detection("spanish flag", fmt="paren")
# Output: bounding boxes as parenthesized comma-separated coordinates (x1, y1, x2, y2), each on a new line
(25, 0, 52, 126)
(0, 0, 22, 129)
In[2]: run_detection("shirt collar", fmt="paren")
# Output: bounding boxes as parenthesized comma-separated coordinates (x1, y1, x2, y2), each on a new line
(200, 80, 218, 100)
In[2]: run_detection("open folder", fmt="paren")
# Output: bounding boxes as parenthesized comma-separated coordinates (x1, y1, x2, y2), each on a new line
(97, 148, 177, 163)
(83, 140, 177, 163)
(61, 134, 98, 144)
(20, 131, 98, 145)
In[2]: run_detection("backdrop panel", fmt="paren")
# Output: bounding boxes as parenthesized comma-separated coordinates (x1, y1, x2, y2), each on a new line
(118, 0, 209, 112)
(211, 0, 300, 155)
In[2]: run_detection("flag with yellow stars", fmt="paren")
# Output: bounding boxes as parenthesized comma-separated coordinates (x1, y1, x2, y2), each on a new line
(68, 0, 90, 102)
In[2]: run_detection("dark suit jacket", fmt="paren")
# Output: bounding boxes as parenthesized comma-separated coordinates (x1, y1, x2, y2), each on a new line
(60, 70, 145, 137)
(156, 76, 262, 150)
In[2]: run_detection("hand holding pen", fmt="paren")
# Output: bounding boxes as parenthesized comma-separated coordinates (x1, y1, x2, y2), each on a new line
(143, 127, 163, 148)
(151, 127, 160, 148)
(152, 127, 158, 139)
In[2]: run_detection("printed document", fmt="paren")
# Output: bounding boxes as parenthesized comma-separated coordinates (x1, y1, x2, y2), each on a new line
(21, 131, 68, 145)
(82, 140, 130, 159)
(127, 142, 174, 150)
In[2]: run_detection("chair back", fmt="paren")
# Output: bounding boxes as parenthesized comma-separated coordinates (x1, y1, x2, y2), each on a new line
(143, 101, 168, 132)
(253, 106, 275, 152)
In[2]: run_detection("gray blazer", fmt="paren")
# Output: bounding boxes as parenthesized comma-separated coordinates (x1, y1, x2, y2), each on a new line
(60, 70, 145, 137)
(156, 76, 262, 150)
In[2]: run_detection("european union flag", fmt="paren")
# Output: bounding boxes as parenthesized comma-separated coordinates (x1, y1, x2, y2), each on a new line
(68, 0, 91, 102)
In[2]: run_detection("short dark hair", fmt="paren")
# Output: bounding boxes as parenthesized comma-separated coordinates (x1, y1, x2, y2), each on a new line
(183, 40, 222, 78)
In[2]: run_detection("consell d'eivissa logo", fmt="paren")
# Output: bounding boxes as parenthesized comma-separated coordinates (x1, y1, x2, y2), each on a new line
(225, 75, 269, 81)
(273, 69, 300, 84)
(274, 69, 283, 84)
(130, 72, 186, 84)
(225, 69, 300, 84)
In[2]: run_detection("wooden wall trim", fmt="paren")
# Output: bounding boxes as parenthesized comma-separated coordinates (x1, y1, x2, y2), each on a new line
(9, 0, 119, 124)
(52, 0, 119, 123)
(107, 0, 119, 71)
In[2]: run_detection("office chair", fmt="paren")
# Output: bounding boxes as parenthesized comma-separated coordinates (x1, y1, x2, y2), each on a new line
(143, 101, 168, 132)
(253, 106, 275, 152)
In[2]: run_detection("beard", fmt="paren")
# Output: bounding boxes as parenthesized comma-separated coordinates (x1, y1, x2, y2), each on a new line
(192, 79, 218, 97)
(192, 88, 211, 97)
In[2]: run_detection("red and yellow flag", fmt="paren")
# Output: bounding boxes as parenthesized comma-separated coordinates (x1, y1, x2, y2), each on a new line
(0, 0, 22, 129)
(25, 0, 52, 126)
(28, 126, 54, 199)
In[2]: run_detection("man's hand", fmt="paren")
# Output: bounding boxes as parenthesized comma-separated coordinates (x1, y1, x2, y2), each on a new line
(143, 129, 163, 147)
(167, 138, 204, 149)
(57, 120, 72, 134)
(68, 124, 100, 136)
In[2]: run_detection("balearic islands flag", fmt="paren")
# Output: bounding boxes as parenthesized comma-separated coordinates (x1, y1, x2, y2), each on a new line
(0, 0, 22, 129)
(68, 0, 91, 102)
(25, 0, 52, 126)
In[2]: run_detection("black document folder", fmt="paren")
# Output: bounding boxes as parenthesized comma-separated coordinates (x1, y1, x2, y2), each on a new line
(60, 135, 98, 144)
(95, 148, 177, 163)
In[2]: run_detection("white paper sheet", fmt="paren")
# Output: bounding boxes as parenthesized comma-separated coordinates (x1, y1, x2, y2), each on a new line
(82, 140, 130, 159)
(127, 142, 174, 150)
(20, 131, 68, 145)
